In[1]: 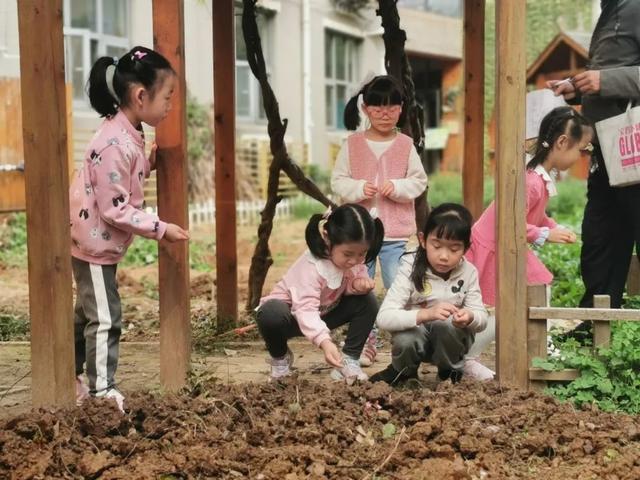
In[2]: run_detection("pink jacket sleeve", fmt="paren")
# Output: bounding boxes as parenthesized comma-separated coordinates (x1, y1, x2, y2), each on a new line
(91, 146, 167, 240)
(289, 273, 332, 347)
(525, 180, 555, 243)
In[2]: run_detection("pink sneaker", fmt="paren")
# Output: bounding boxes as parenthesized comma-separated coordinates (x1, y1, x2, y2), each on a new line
(359, 329, 378, 367)
(463, 359, 495, 381)
(75, 375, 89, 406)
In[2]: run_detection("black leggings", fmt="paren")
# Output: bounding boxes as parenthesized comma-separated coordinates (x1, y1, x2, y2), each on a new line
(256, 293, 378, 358)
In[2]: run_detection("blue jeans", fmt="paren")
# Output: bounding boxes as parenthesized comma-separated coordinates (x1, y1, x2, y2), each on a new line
(367, 240, 407, 289)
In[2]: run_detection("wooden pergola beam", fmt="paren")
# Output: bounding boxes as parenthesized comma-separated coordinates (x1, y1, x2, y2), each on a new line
(463, 0, 485, 220)
(152, 0, 191, 391)
(495, 0, 528, 388)
(213, 0, 238, 329)
(17, 0, 75, 407)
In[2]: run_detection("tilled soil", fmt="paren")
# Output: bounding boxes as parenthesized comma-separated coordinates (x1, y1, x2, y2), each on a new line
(1, 379, 639, 479)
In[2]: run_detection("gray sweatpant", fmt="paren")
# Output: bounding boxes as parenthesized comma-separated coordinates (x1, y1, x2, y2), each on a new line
(72, 257, 122, 396)
(390, 319, 475, 375)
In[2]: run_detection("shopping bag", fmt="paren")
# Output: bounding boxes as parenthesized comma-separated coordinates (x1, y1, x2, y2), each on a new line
(595, 102, 640, 186)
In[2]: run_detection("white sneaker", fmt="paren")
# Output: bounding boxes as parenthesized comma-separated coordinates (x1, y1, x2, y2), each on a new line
(463, 359, 495, 381)
(75, 375, 90, 406)
(331, 356, 369, 384)
(103, 388, 125, 413)
(268, 348, 294, 379)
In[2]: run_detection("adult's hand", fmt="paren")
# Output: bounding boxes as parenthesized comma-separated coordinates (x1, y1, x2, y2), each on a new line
(573, 70, 601, 95)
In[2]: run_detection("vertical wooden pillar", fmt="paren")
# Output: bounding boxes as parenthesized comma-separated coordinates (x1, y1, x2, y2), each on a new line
(17, 0, 74, 407)
(463, 0, 485, 220)
(495, 0, 528, 388)
(213, 0, 238, 329)
(153, 0, 191, 390)
(527, 285, 548, 391)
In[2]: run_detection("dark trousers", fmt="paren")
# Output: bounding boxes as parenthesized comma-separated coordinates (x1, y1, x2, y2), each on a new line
(580, 149, 640, 308)
(72, 257, 122, 395)
(256, 293, 378, 359)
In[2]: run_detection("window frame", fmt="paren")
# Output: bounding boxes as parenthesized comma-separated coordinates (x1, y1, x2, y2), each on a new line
(63, 0, 131, 109)
(235, 9, 273, 123)
(324, 30, 360, 130)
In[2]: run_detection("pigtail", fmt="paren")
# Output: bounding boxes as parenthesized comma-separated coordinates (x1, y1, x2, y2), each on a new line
(87, 56, 120, 117)
(343, 89, 364, 131)
(305, 214, 330, 259)
(365, 217, 385, 264)
(410, 245, 429, 292)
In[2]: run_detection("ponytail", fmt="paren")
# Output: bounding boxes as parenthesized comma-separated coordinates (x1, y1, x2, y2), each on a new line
(86, 46, 174, 118)
(87, 56, 120, 117)
(305, 213, 330, 260)
(344, 89, 364, 130)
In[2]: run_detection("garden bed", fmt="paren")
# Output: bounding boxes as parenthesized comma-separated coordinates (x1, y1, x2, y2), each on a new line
(1, 379, 639, 479)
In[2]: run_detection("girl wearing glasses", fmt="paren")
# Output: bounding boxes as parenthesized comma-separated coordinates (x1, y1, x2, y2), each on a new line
(331, 75, 428, 367)
(464, 106, 593, 380)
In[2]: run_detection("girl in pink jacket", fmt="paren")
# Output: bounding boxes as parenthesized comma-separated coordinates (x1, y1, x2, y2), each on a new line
(258, 204, 383, 383)
(464, 106, 593, 380)
(69, 47, 189, 410)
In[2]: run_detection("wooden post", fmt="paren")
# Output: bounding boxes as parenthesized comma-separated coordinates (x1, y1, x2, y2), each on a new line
(495, 0, 528, 389)
(213, 0, 238, 329)
(153, 0, 191, 390)
(463, 0, 485, 220)
(527, 285, 548, 391)
(593, 295, 611, 349)
(626, 254, 640, 296)
(17, 0, 75, 407)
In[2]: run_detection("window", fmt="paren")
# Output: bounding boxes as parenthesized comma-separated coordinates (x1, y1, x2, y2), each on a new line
(63, 0, 130, 107)
(325, 31, 360, 129)
(235, 10, 271, 122)
(397, 0, 462, 17)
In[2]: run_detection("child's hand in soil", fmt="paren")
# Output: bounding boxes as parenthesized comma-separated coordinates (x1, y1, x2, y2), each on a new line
(452, 308, 474, 328)
(352, 277, 375, 294)
(417, 302, 458, 323)
(164, 223, 190, 242)
(320, 339, 343, 368)
(148, 143, 158, 171)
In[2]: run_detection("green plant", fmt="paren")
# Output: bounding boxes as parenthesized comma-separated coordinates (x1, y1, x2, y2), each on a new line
(427, 173, 494, 209)
(535, 321, 640, 414)
(120, 237, 158, 267)
(0, 213, 28, 267)
(291, 196, 326, 220)
(0, 310, 29, 341)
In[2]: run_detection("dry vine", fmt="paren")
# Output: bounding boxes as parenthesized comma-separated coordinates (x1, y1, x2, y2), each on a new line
(377, 0, 429, 227)
(242, 0, 335, 312)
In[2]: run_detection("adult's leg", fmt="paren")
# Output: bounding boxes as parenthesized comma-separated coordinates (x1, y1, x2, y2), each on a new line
(580, 153, 620, 307)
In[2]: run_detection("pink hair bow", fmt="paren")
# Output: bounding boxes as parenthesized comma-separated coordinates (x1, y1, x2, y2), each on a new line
(132, 51, 148, 61)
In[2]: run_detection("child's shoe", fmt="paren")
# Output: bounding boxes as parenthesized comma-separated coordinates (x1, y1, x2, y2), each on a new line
(437, 367, 463, 384)
(463, 359, 495, 381)
(268, 348, 294, 380)
(359, 329, 378, 367)
(75, 375, 90, 406)
(103, 388, 125, 413)
(331, 356, 368, 384)
(369, 363, 417, 386)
